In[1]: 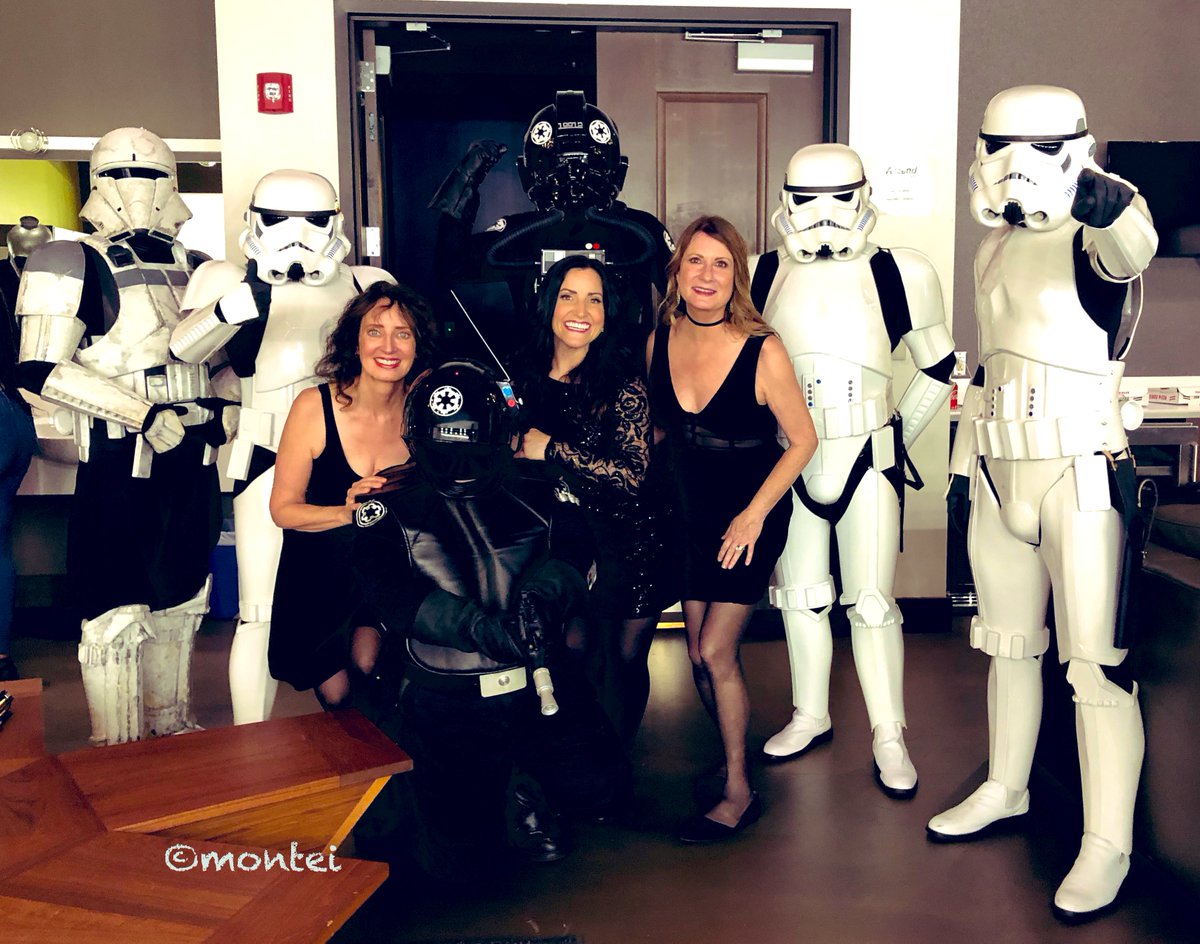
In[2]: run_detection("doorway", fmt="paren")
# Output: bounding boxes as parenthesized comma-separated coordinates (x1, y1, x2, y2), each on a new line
(343, 5, 847, 343)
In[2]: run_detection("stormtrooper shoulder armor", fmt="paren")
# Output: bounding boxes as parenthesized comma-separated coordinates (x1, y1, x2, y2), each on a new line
(889, 248, 955, 373)
(349, 264, 397, 292)
(15, 240, 90, 363)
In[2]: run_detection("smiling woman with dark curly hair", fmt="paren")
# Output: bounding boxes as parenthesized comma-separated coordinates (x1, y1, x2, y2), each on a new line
(267, 280, 437, 708)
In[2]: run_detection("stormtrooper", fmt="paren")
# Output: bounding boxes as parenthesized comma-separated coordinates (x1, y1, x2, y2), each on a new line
(351, 359, 625, 874)
(2, 216, 54, 319)
(750, 144, 955, 798)
(170, 170, 393, 724)
(432, 90, 674, 355)
(15, 128, 233, 745)
(926, 86, 1157, 920)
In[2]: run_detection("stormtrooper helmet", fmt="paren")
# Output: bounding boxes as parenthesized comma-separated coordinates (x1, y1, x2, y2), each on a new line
(517, 91, 629, 212)
(968, 85, 1098, 231)
(772, 144, 877, 263)
(79, 128, 191, 240)
(404, 359, 520, 497)
(238, 170, 351, 286)
(6, 216, 53, 274)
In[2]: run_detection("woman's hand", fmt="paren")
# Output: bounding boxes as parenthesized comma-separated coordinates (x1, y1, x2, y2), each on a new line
(342, 474, 387, 523)
(518, 427, 551, 462)
(719, 508, 765, 570)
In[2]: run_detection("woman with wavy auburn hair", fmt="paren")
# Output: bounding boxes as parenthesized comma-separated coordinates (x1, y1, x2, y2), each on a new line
(646, 215, 817, 842)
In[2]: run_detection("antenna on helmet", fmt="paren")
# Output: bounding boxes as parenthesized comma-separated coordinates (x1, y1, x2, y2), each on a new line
(449, 289, 518, 409)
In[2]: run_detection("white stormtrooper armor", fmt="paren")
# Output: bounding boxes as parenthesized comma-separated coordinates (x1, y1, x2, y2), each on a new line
(751, 144, 955, 799)
(171, 169, 392, 725)
(927, 86, 1158, 920)
(15, 128, 230, 746)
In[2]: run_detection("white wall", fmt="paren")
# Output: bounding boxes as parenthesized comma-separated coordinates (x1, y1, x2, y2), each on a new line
(214, 0, 963, 598)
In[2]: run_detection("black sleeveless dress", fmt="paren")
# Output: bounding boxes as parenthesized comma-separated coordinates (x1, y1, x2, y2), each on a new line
(269, 384, 367, 690)
(649, 325, 791, 604)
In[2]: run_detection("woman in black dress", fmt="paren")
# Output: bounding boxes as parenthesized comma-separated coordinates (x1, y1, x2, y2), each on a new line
(646, 215, 817, 840)
(516, 255, 667, 740)
(268, 281, 436, 707)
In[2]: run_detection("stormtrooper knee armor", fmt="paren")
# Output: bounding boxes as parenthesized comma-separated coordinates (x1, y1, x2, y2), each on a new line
(171, 170, 393, 724)
(753, 143, 954, 798)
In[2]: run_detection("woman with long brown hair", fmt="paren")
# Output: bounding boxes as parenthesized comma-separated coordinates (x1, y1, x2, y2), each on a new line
(646, 215, 817, 840)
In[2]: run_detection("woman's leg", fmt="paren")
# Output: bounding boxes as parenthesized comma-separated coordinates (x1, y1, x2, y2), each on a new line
(316, 668, 351, 708)
(614, 615, 659, 741)
(350, 625, 381, 675)
(689, 599, 757, 825)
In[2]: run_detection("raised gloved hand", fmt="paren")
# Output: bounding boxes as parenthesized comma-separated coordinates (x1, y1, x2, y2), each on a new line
(215, 259, 273, 325)
(428, 139, 509, 220)
(141, 403, 187, 453)
(946, 473, 972, 535)
(1071, 169, 1135, 229)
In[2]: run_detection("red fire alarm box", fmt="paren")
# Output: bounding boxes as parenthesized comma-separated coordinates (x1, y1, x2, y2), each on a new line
(257, 73, 293, 114)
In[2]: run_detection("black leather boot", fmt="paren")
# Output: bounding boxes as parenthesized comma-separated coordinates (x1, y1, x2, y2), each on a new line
(508, 783, 568, 863)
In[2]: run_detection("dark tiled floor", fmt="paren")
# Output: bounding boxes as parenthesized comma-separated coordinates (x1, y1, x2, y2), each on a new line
(10, 621, 1196, 943)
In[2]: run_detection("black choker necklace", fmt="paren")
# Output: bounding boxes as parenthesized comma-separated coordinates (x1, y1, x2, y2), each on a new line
(685, 311, 726, 328)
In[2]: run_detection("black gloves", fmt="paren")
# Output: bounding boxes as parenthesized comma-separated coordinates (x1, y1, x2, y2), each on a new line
(947, 474, 972, 536)
(428, 139, 509, 220)
(194, 397, 238, 447)
(1071, 169, 1135, 229)
(242, 259, 274, 318)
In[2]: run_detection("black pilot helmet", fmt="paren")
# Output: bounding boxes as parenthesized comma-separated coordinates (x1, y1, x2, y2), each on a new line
(404, 359, 521, 496)
(517, 90, 629, 212)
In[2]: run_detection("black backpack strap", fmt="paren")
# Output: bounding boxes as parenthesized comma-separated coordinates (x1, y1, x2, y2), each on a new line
(750, 249, 780, 314)
(869, 248, 913, 352)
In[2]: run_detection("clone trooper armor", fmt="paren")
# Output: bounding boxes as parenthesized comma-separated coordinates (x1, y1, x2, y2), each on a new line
(750, 144, 955, 798)
(352, 359, 624, 876)
(432, 90, 674, 357)
(15, 128, 231, 745)
(926, 86, 1158, 920)
(170, 169, 392, 725)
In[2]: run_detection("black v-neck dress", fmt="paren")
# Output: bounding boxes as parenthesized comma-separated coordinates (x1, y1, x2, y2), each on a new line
(649, 324, 791, 604)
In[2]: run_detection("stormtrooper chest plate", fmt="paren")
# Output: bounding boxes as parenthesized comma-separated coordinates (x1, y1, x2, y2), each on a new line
(975, 225, 1111, 372)
(75, 237, 190, 379)
(762, 256, 895, 437)
(253, 268, 359, 393)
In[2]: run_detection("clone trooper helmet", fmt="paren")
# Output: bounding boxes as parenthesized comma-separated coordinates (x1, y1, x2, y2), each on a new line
(968, 85, 1098, 231)
(238, 170, 351, 286)
(772, 144, 877, 263)
(6, 216, 53, 274)
(79, 127, 192, 240)
(405, 359, 520, 497)
(517, 91, 629, 212)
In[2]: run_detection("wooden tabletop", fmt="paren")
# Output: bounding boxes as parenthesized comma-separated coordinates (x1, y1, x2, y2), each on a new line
(0, 690, 410, 943)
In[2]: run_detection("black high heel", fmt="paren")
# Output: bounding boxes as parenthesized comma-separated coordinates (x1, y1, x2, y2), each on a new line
(678, 792, 761, 844)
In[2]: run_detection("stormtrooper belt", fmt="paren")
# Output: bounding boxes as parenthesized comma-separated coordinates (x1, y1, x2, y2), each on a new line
(404, 660, 528, 698)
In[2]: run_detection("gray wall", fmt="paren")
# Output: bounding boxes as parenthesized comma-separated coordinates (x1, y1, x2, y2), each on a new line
(956, 0, 1200, 377)
(0, 0, 219, 139)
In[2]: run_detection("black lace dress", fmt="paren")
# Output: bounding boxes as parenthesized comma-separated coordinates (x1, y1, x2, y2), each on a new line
(523, 373, 667, 619)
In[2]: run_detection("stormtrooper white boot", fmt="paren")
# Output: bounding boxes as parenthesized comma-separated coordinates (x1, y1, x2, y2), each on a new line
(78, 604, 153, 746)
(849, 599, 916, 797)
(1052, 663, 1144, 920)
(928, 654, 1042, 838)
(143, 577, 209, 738)
(763, 605, 833, 759)
(872, 722, 917, 798)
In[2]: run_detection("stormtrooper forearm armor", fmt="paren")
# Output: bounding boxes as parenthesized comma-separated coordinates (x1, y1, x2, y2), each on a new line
(39, 360, 153, 430)
(1084, 194, 1158, 283)
(170, 260, 258, 364)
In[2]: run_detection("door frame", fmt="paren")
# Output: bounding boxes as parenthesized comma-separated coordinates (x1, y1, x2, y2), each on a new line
(335, 1, 850, 264)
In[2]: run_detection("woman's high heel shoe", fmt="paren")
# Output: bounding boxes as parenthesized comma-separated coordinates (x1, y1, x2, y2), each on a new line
(678, 792, 761, 844)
